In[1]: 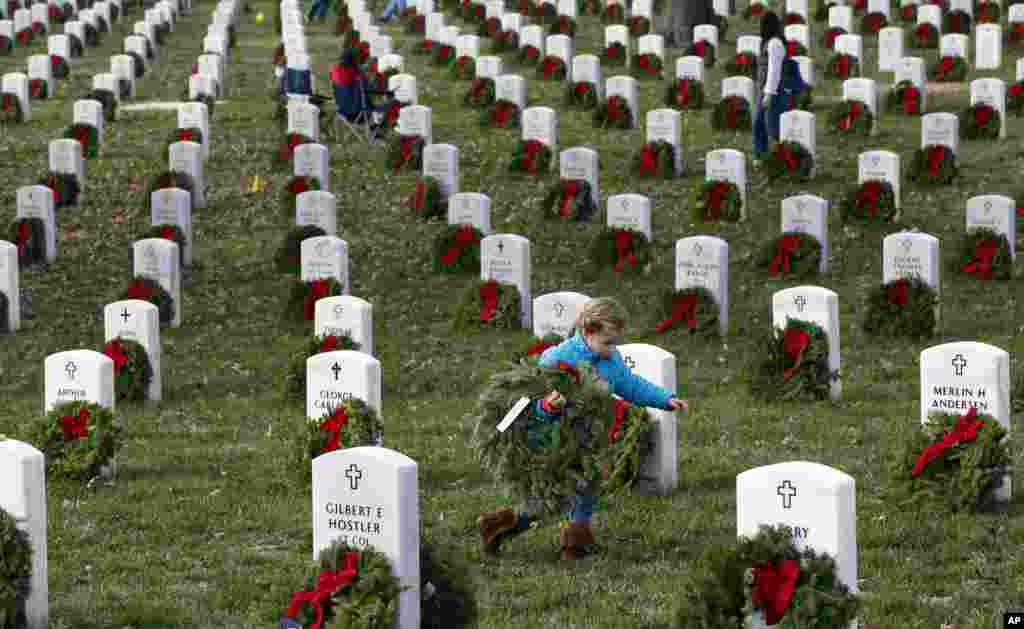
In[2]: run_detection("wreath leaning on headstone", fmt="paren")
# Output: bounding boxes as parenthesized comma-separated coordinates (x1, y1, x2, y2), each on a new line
(410, 176, 445, 219)
(481, 98, 521, 128)
(673, 524, 860, 629)
(829, 100, 873, 135)
(839, 179, 898, 223)
(761, 231, 823, 279)
(749, 318, 837, 402)
(631, 52, 663, 80)
(764, 141, 814, 181)
(515, 333, 565, 364)
(434, 223, 483, 274)
(276, 131, 314, 166)
(122, 276, 175, 326)
(101, 336, 153, 402)
(450, 55, 477, 81)
(862, 276, 938, 338)
(711, 95, 752, 131)
(536, 54, 567, 80)
(908, 145, 957, 185)
(541, 179, 595, 222)
(956, 226, 1014, 281)
(928, 54, 967, 81)
(281, 177, 323, 219)
(1009, 81, 1024, 116)
(64, 123, 99, 158)
(386, 134, 425, 173)
(589, 227, 652, 274)
(8, 218, 47, 269)
(548, 14, 576, 37)
(0, 34, 13, 56)
(508, 139, 551, 174)
(0, 505, 32, 629)
(453, 279, 521, 331)
(28, 78, 48, 100)
(653, 287, 720, 336)
(960, 103, 1001, 140)
(288, 277, 343, 323)
(144, 224, 188, 271)
(291, 398, 383, 483)
(665, 77, 703, 110)
(284, 333, 361, 400)
(690, 180, 743, 223)
(593, 95, 634, 129)
(463, 76, 496, 108)
(1, 91, 24, 124)
(602, 41, 627, 67)
(563, 80, 599, 110)
(30, 401, 124, 482)
(824, 52, 858, 80)
(633, 139, 677, 179)
(861, 10, 888, 33)
(38, 172, 80, 208)
(885, 80, 923, 115)
(144, 171, 195, 206)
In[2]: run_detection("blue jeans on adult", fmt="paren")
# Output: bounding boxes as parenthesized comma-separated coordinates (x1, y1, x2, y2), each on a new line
(753, 92, 784, 157)
(380, 0, 406, 20)
(308, 0, 330, 19)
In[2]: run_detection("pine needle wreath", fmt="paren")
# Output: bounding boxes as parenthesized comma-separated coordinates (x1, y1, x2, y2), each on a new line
(726, 51, 757, 77)
(282, 326, 361, 395)
(386, 134, 425, 173)
(64, 123, 99, 158)
(291, 398, 384, 482)
(631, 52, 663, 80)
(760, 231, 823, 279)
(276, 132, 314, 166)
(413, 38, 436, 56)
(516, 333, 565, 363)
(405, 13, 426, 34)
(38, 172, 80, 208)
(563, 80, 599, 110)
(839, 179, 898, 223)
(783, 11, 806, 25)
(1006, 21, 1024, 46)
(0, 91, 23, 124)
(87, 88, 117, 122)
(479, 15, 502, 37)
(15, 27, 34, 48)
(711, 95, 752, 130)
(960, 103, 1001, 140)
(288, 277, 343, 322)
(825, 52, 858, 80)
(463, 77, 496, 108)
(541, 179, 595, 221)
(909, 22, 939, 49)
(861, 10, 887, 33)
(8, 218, 47, 269)
(786, 40, 808, 56)
(419, 540, 479, 629)
(929, 55, 967, 82)
(450, 55, 477, 81)
(956, 227, 1013, 280)
(593, 94, 634, 128)
(276, 225, 327, 274)
(628, 15, 650, 36)
(508, 139, 552, 173)
(633, 140, 676, 179)
(589, 226, 652, 273)
(467, 1, 487, 23)
(536, 54, 567, 80)
(144, 224, 188, 270)
(126, 51, 145, 78)
(691, 180, 743, 222)
(0, 505, 32, 627)
(885, 409, 1009, 513)
(122, 276, 174, 326)
(280, 176, 323, 219)
(28, 78, 48, 100)
(434, 43, 456, 66)
(434, 223, 483, 273)
(763, 141, 814, 181)
(666, 78, 703, 110)
(452, 278, 522, 330)
(516, 43, 542, 66)
(898, 2, 917, 22)
(367, 67, 399, 95)
(602, 41, 627, 67)
(820, 26, 845, 50)
(908, 145, 957, 185)
(1009, 81, 1024, 116)
(0, 35, 12, 56)
(342, 28, 360, 50)
(673, 524, 861, 629)
(600, 2, 625, 23)
(943, 9, 971, 33)
(744, 2, 766, 19)
(492, 29, 519, 53)
(481, 99, 521, 128)
(0, 291, 8, 335)
(410, 176, 445, 219)
(829, 100, 873, 135)
(30, 401, 124, 482)
(749, 318, 837, 401)
(101, 336, 153, 401)
(862, 276, 938, 338)
(975, 0, 1000, 23)
(548, 14, 575, 37)
(144, 171, 195, 205)
(654, 287, 719, 336)
(283, 540, 402, 629)
(165, 127, 204, 158)
(885, 80, 923, 115)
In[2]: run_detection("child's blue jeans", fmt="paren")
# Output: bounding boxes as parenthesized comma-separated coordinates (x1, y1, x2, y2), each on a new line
(524, 402, 596, 524)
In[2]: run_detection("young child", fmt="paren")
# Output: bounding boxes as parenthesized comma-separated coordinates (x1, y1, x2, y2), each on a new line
(478, 297, 688, 560)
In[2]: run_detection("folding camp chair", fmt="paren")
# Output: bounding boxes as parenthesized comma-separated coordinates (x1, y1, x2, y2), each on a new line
(332, 66, 394, 147)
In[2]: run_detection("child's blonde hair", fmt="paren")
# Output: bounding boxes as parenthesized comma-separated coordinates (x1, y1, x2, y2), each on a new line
(575, 297, 628, 335)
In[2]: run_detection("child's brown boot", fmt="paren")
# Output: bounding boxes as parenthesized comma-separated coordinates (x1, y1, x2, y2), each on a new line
(478, 507, 522, 555)
(558, 521, 595, 560)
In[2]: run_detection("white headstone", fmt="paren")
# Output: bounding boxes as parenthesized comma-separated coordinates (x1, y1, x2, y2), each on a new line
(296, 191, 337, 236)
(637, 33, 664, 61)
(771, 286, 841, 400)
(547, 33, 573, 65)
(49, 139, 85, 185)
(438, 25, 458, 47)
(966, 194, 1016, 258)
(520, 24, 545, 56)
(736, 34, 761, 56)
(480, 234, 531, 327)
(975, 24, 1001, 70)
(645, 108, 684, 175)
(370, 34, 392, 59)
(693, 23, 718, 49)
(829, 4, 854, 31)
(48, 34, 71, 61)
(605, 74, 638, 126)
(0, 439, 47, 629)
(786, 0, 809, 19)
(314, 296, 373, 355)
(455, 33, 480, 59)
(27, 55, 53, 99)
(779, 110, 816, 175)
(559, 147, 599, 205)
(177, 102, 209, 161)
(15, 185, 56, 262)
(675, 55, 704, 81)
(133, 238, 181, 328)
(917, 2, 941, 28)
(307, 350, 382, 418)
(571, 54, 603, 100)
(104, 300, 161, 400)
(2, 72, 30, 120)
(196, 53, 224, 98)
(921, 112, 958, 156)
(721, 75, 754, 107)
(397, 104, 432, 145)
(150, 187, 192, 265)
(940, 32, 969, 61)
(0, 242, 19, 331)
(485, 0, 504, 19)
(388, 73, 418, 105)
(705, 149, 747, 219)
(73, 99, 103, 149)
(66, 22, 86, 53)
(378, 53, 404, 74)
(868, 0, 891, 19)
(188, 74, 217, 102)
(785, 24, 810, 50)
(416, 0, 435, 14)
(447, 193, 491, 234)
(44, 349, 115, 411)
(969, 77, 1006, 139)
(834, 34, 863, 74)
(557, 0, 577, 18)
(300, 236, 349, 294)
(111, 54, 136, 99)
(882, 232, 940, 299)
(30, 4, 48, 33)
(124, 36, 149, 70)
(631, 0, 653, 18)
(949, 0, 972, 17)
(495, 74, 525, 109)
(501, 12, 523, 34)
(842, 77, 879, 134)
(878, 27, 904, 71)
(294, 143, 330, 192)
(794, 55, 815, 86)
(92, 73, 119, 105)
(422, 143, 459, 197)
(895, 56, 926, 111)
(522, 105, 558, 154)
(604, 24, 630, 61)
(781, 195, 830, 272)
(674, 235, 728, 336)
(532, 291, 591, 338)
(168, 140, 206, 208)
(606, 193, 652, 241)
(858, 150, 901, 210)
(13, 8, 30, 34)
(424, 11, 444, 41)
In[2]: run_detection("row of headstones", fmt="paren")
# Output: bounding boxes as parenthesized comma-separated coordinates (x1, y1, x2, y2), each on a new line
(780, 0, 1008, 27)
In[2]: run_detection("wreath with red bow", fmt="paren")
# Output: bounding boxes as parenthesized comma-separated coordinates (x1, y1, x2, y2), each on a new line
(579, 0, 604, 15)
(652, 287, 719, 336)
(632, 52, 663, 79)
(284, 332, 361, 400)
(121, 276, 174, 326)
(410, 176, 445, 219)
(541, 179, 595, 221)
(861, 10, 887, 33)
(276, 132, 313, 166)
(839, 179, 898, 223)
(628, 15, 650, 36)
(908, 144, 957, 185)
(820, 26, 846, 50)
(760, 231, 823, 278)
(764, 141, 814, 181)
(516, 43, 542, 66)
(367, 66, 399, 94)
(750, 318, 836, 401)
(887, 409, 1009, 512)
(665, 78, 704, 110)
(64, 122, 99, 158)
(928, 55, 967, 82)
(563, 80, 599, 109)
(785, 39, 808, 57)
(453, 278, 522, 330)
(276, 225, 328, 274)
(589, 226, 652, 274)
(909, 21, 939, 48)
(828, 99, 873, 135)
(956, 227, 1013, 280)
(975, 0, 1000, 23)
(600, 1, 625, 23)
(492, 28, 519, 53)
(0, 34, 12, 56)
(536, 54, 567, 80)
(28, 78, 48, 100)
(824, 52, 858, 79)
(144, 224, 188, 270)
(509, 138, 552, 173)
(943, 9, 971, 33)
(280, 176, 323, 219)
(413, 38, 435, 56)
(386, 134, 425, 173)
(481, 99, 521, 128)
(38, 171, 80, 208)
(382, 100, 406, 131)
(405, 13, 425, 34)
(465, 1, 487, 23)
(548, 14, 576, 37)
(434, 223, 483, 273)
(674, 524, 861, 629)
(602, 41, 627, 67)
(0, 500, 31, 619)
(8, 218, 47, 269)
(633, 140, 677, 179)
(450, 55, 477, 81)
(143, 171, 195, 206)
(434, 43, 456, 65)
(726, 51, 756, 77)
(479, 16, 502, 37)
(352, 40, 372, 66)
(289, 277, 344, 322)
(165, 127, 204, 158)
(0, 91, 22, 123)
(885, 80, 923, 115)
(711, 95, 752, 130)
(593, 94, 634, 128)
(783, 11, 806, 25)
(15, 27, 33, 48)
(898, 2, 917, 21)
(862, 276, 938, 338)
(1007, 21, 1024, 46)
(87, 88, 117, 122)
(686, 40, 716, 67)
(744, 2, 766, 19)
(295, 399, 384, 481)
(959, 103, 1001, 140)
(691, 180, 743, 223)
(32, 401, 124, 482)
(101, 336, 153, 401)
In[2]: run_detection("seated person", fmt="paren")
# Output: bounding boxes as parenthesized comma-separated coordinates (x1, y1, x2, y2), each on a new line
(331, 49, 395, 138)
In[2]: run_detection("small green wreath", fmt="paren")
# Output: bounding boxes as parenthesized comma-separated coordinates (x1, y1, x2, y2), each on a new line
(541, 179, 595, 221)
(908, 145, 957, 185)
(37, 171, 78, 209)
(101, 336, 154, 402)
(862, 276, 938, 338)
(452, 278, 522, 331)
(144, 171, 195, 205)
(386, 134, 425, 173)
(8, 218, 47, 269)
(1008, 81, 1024, 116)
(28, 78, 48, 100)
(653, 287, 719, 336)
(633, 140, 676, 179)
(548, 14, 576, 37)
(481, 99, 521, 128)
(960, 103, 1001, 140)
(975, 0, 1000, 23)
(0, 506, 32, 627)
(275, 225, 327, 274)
(589, 227, 652, 273)
(463, 77, 496, 108)
(600, 2, 625, 23)
(632, 52, 663, 80)
(828, 100, 873, 135)
(276, 132, 314, 166)
(122, 276, 174, 326)
(516, 333, 565, 363)
(280, 176, 323, 218)
(943, 9, 971, 33)
(711, 95, 752, 131)
(1, 91, 24, 124)
(288, 277, 344, 323)
(86, 88, 117, 122)
(64, 123, 99, 159)
(284, 333, 361, 400)
(666, 78, 703, 110)
(563, 80, 599, 110)
(760, 231, 823, 279)
(885, 80, 923, 115)
(450, 55, 476, 81)
(405, 13, 426, 34)
(593, 95, 634, 129)
(956, 227, 1013, 281)
(292, 398, 384, 482)
(434, 43, 456, 66)
(30, 401, 124, 482)
(749, 318, 836, 401)
(928, 55, 967, 82)
(479, 15, 502, 37)
(410, 176, 445, 219)
(602, 41, 627, 67)
(839, 179, 898, 223)
(536, 55, 567, 80)
(861, 10, 888, 33)
(492, 29, 519, 53)
(824, 52, 859, 80)
(690, 180, 743, 223)
(435, 224, 483, 274)
(628, 15, 650, 36)
(509, 139, 552, 174)
(515, 43, 542, 66)
(725, 51, 757, 77)
(763, 141, 814, 181)
(413, 38, 436, 56)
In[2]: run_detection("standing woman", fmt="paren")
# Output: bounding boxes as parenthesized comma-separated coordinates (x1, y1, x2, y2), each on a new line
(753, 11, 787, 166)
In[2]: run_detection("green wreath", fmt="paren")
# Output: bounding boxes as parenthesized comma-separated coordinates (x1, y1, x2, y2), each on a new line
(479, 15, 502, 37)
(434, 43, 456, 66)
(673, 523, 860, 629)
(28, 78, 48, 100)
(30, 401, 124, 482)
(101, 336, 153, 402)
(975, 0, 1000, 22)
(413, 38, 436, 56)
(885, 80, 923, 115)
(536, 55, 567, 80)
(492, 28, 519, 53)
(600, 1, 625, 23)
(929, 55, 967, 82)
(9, 218, 47, 269)
(284, 333, 361, 400)
(1, 91, 24, 124)
(862, 276, 938, 338)
(760, 231, 823, 279)
(956, 227, 1013, 280)
(589, 227, 652, 273)
(368, 67, 399, 95)
(764, 141, 814, 181)
(64, 123, 99, 158)
(87, 88, 117, 122)
(275, 225, 327, 274)
(38, 171, 79, 208)
(633, 140, 676, 179)
(467, 1, 487, 23)
(628, 15, 650, 36)
(824, 52, 859, 80)
(410, 176, 445, 219)
(943, 8, 971, 33)
(711, 95, 752, 131)
(463, 77, 496, 108)
(820, 26, 846, 50)
(509, 139, 552, 174)
(861, 10, 888, 33)
(541, 179, 595, 221)
(593, 95, 634, 129)
(15, 27, 35, 48)
(386, 134, 425, 173)
(744, 2, 767, 19)
(898, 2, 918, 22)
(143, 224, 188, 270)
(288, 278, 344, 323)
(122, 276, 174, 326)
(632, 52, 663, 80)
(749, 318, 836, 401)
(960, 103, 1001, 140)
(342, 28, 360, 49)
(0, 505, 32, 628)
(516, 333, 565, 363)
(548, 14, 576, 37)
(839, 179, 898, 223)
(480, 99, 521, 128)
(829, 100, 873, 135)
(291, 398, 383, 483)
(908, 145, 957, 185)
(453, 278, 522, 331)
(1008, 81, 1024, 116)
(563, 80, 599, 110)
(725, 51, 756, 76)
(144, 171, 195, 205)
(654, 287, 720, 336)
(405, 13, 425, 34)
(690, 180, 743, 223)
(284, 540, 403, 629)
(602, 41, 627, 67)
(515, 43, 542, 66)
(450, 55, 476, 81)
(276, 131, 314, 166)
(434, 223, 483, 274)
(787, 40, 808, 57)
(886, 410, 1009, 513)
(280, 176, 323, 218)
(666, 78, 703, 110)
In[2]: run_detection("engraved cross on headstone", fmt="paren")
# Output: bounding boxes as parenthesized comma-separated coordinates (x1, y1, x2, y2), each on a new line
(333, 304, 344, 319)
(777, 480, 797, 509)
(65, 361, 78, 380)
(345, 463, 363, 490)
(794, 295, 807, 312)
(331, 362, 342, 380)
(553, 301, 565, 317)
(121, 307, 131, 323)
(497, 240, 504, 253)
(624, 355, 636, 369)
(951, 353, 967, 377)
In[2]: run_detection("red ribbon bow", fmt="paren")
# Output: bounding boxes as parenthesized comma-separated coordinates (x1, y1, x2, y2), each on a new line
(916, 23, 931, 41)
(911, 407, 985, 477)
(769, 235, 801, 275)
(735, 53, 750, 66)
(479, 280, 498, 321)
(396, 137, 417, 173)
(286, 552, 361, 629)
(835, 54, 850, 78)
(15, 223, 31, 257)
(76, 127, 90, 152)
(61, 407, 90, 441)
(839, 101, 861, 130)
(655, 293, 699, 333)
(974, 104, 992, 128)
(158, 226, 177, 241)
(412, 180, 427, 210)
(937, 56, 953, 79)
(781, 326, 811, 380)
(639, 143, 658, 177)
(608, 399, 629, 442)
(726, 97, 738, 129)
(574, 82, 590, 97)
(607, 96, 625, 122)
(440, 225, 478, 265)
(103, 339, 129, 375)
(902, 86, 919, 113)
(751, 560, 800, 625)
(321, 335, 339, 352)
(289, 177, 309, 194)
(304, 280, 332, 321)
(543, 57, 559, 80)
(926, 145, 946, 178)
(127, 280, 156, 301)
(191, 63, 198, 75)
(559, 181, 579, 218)
(676, 79, 690, 107)
(494, 101, 513, 126)
(521, 139, 544, 173)
(694, 40, 706, 56)
(526, 340, 555, 356)
(613, 230, 638, 271)
(776, 143, 797, 171)
(887, 278, 910, 305)
(320, 405, 350, 453)
(179, 129, 193, 142)
(855, 180, 882, 218)
(30, 80, 43, 98)
(787, 40, 798, 56)
(706, 181, 730, 219)
(47, 176, 60, 204)
(962, 238, 999, 279)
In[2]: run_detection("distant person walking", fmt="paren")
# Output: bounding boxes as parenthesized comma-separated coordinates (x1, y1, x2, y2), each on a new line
(752, 11, 786, 165)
